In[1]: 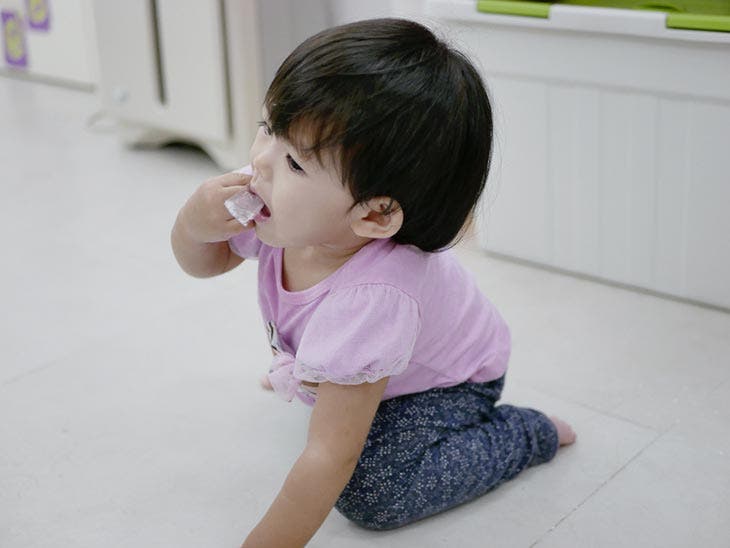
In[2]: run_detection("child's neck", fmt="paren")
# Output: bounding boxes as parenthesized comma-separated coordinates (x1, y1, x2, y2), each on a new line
(282, 238, 373, 292)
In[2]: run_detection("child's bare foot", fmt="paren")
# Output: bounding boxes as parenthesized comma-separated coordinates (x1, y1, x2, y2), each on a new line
(260, 375, 273, 390)
(550, 416, 576, 446)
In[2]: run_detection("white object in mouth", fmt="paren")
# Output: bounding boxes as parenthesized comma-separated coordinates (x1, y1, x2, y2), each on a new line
(225, 164, 264, 224)
(225, 190, 265, 225)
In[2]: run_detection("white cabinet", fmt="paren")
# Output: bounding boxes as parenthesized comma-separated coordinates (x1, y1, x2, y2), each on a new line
(92, 0, 331, 169)
(428, 0, 730, 309)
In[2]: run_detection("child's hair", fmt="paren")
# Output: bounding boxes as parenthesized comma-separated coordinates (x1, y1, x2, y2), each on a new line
(264, 18, 493, 252)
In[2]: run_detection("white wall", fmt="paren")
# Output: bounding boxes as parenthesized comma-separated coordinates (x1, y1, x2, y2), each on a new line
(330, 0, 427, 24)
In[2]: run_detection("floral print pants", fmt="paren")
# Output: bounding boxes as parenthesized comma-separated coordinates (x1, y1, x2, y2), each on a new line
(334, 375, 559, 530)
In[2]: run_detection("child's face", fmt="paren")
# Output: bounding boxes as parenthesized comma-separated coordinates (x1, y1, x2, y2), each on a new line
(247, 115, 364, 251)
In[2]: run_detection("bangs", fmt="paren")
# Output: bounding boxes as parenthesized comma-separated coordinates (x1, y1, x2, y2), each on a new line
(262, 26, 368, 184)
(264, 88, 352, 181)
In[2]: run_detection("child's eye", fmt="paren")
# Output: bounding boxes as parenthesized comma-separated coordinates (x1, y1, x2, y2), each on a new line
(257, 120, 272, 136)
(286, 154, 305, 174)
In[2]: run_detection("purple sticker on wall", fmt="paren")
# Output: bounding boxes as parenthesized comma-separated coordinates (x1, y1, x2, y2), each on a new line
(27, 0, 50, 31)
(2, 10, 27, 68)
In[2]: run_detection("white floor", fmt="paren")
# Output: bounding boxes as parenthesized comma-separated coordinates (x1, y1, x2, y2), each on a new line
(2, 77, 729, 548)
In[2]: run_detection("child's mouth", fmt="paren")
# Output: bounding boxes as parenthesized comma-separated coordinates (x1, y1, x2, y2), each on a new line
(254, 204, 272, 223)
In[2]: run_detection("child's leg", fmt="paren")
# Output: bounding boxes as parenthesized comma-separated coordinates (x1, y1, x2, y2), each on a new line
(334, 376, 560, 531)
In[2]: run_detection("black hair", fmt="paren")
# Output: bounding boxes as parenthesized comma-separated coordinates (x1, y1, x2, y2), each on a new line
(264, 18, 493, 252)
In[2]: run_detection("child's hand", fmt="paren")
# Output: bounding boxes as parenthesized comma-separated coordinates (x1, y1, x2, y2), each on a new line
(179, 171, 254, 243)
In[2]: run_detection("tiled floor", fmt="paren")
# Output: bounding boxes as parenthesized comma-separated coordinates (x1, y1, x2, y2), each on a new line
(2, 77, 729, 548)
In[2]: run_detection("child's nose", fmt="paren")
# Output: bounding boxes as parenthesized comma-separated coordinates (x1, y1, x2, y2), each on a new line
(249, 151, 274, 198)
(251, 146, 273, 182)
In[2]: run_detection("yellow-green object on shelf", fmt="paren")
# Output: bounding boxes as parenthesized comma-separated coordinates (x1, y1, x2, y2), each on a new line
(477, 0, 550, 17)
(476, 0, 730, 32)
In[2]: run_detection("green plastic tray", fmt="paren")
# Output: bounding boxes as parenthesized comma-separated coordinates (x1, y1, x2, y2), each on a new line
(476, 0, 730, 32)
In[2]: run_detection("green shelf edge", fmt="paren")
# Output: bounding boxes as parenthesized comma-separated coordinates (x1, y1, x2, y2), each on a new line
(476, 0, 730, 31)
(477, 0, 550, 18)
(667, 13, 730, 32)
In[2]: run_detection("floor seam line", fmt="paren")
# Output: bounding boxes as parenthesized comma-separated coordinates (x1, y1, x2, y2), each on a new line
(515, 382, 662, 432)
(529, 428, 669, 547)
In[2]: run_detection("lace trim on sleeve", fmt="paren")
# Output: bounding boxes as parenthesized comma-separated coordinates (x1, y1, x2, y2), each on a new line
(293, 356, 409, 385)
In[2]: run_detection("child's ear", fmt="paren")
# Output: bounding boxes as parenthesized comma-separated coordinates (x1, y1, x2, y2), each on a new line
(350, 197, 403, 239)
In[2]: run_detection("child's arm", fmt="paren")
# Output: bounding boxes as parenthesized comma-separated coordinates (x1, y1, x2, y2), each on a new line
(241, 377, 390, 547)
(171, 171, 251, 278)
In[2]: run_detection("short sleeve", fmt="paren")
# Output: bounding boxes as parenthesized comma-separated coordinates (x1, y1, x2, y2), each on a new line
(228, 229, 263, 259)
(294, 285, 421, 385)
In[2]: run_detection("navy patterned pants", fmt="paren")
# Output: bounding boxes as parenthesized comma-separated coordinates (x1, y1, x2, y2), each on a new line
(334, 375, 559, 530)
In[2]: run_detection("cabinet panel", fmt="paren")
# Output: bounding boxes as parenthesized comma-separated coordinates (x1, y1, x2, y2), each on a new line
(156, 0, 228, 142)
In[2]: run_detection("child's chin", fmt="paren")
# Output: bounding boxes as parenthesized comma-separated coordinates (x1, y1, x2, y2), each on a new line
(253, 226, 283, 248)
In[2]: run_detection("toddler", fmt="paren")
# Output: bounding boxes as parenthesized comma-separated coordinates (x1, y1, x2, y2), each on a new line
(171, 18, 575, 547)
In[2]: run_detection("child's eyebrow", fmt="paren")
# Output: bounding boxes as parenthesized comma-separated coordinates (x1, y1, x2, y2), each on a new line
(293, 149, 322, 173)
(283, 131, 319, 164)
(265, 110, 341, 171)
(260, 113, 312, 162)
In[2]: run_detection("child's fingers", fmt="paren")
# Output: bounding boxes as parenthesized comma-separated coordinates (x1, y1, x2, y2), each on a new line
(221, 184, 250, 200)
(217, 171, 252, 187)
(225, 218, 253, 234)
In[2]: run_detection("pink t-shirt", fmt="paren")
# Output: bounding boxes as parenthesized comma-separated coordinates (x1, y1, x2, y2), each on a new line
(228, 230, 510, 406)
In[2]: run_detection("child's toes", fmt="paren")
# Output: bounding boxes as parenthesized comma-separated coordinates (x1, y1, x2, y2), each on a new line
(260, 375, 273, 391)
(550, 415, 577, 446)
